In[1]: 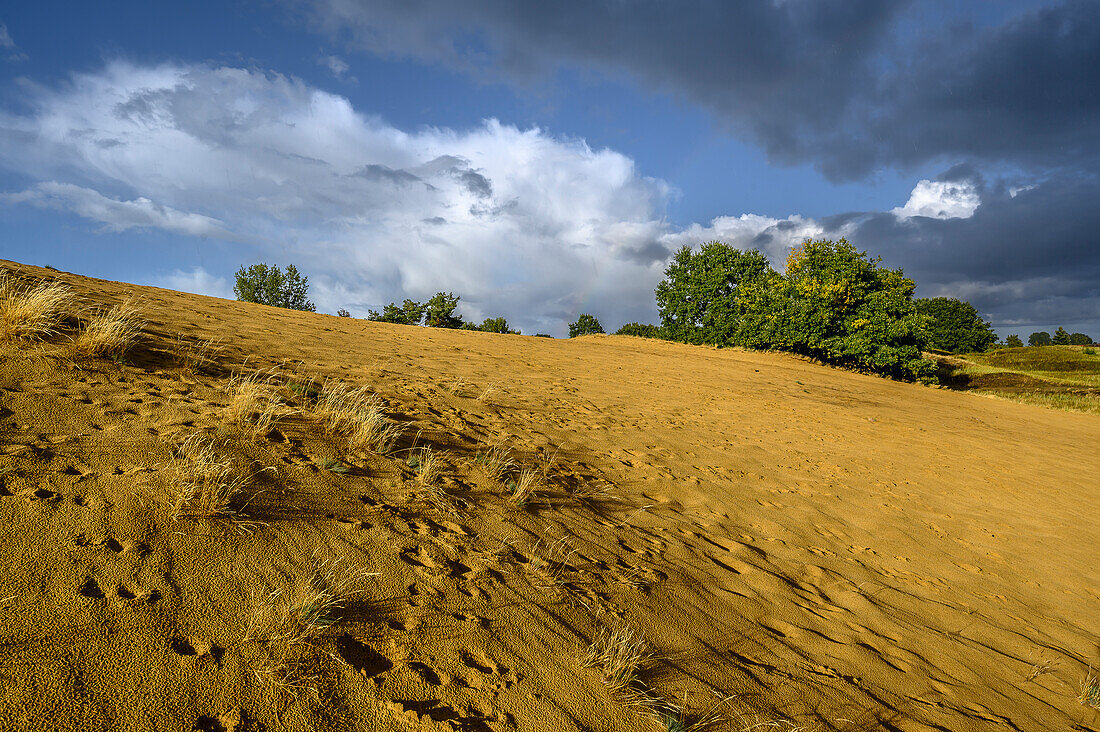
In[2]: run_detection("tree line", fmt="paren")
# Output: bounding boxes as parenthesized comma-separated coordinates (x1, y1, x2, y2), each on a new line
(233, 248, 1095, 384)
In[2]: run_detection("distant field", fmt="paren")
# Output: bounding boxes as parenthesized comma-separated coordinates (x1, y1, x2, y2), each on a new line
(933, 345, 1100, 414)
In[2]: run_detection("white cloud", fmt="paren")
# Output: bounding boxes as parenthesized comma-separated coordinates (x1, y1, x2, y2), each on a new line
(0, 23, 13, 49)
(892, 179, 980, 220)
(155, 267, 235, 300)
(659, 213, 830, 266)
(0, 61, 676, 332)
(321, 55, 350, 78)
(6, 181, 235, 237)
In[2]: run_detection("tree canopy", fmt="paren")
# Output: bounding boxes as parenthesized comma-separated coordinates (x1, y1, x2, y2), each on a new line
(234, 263, 315, 312)
(568, 313, 604, 337)
(1003, 334, 1024, 348)
(913, 297, 996, 353)
(367, 299, 426, 325)
(423, 292, 463, 328)
(655, 242, 773, 345)
(1028, 331, 1052, 346)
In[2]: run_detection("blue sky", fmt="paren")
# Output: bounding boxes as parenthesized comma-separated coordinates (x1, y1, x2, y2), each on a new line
(1, 1, 1097, 339)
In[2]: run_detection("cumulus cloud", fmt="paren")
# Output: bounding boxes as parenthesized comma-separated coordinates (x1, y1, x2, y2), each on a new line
(0, 61, 673, 333)
(302, 0, 1100, 179)
(1, 60, 1095, 336)
(892, 180, 980, 221)
(5, 181, 236, 237)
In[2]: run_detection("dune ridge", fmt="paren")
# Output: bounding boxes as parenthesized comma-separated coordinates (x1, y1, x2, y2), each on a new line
(0, 259, 1097, 732)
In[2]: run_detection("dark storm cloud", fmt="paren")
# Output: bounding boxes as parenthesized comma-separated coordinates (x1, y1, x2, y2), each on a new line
(846, 175, 1100, 327)
(307, 0, 1099, 178)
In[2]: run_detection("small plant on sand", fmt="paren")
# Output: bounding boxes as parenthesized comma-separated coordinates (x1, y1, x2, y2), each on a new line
(170, 432, 269, 523)
(0, 271, 76, 340)
(319, 457, 349, 474)
(73, 299, 143, 358)
(245, 556, 376, 691)
(172, 332, 223, 373)
(473, 436, 516, 484)
(1081, 666, 1100, 710)
(526, 534, 579, 590)
(583, 622, 654, 693)
(315, 379, 403, 454)
(477, 382, 497, 402)
(226, 368, 291, 438)
(507, 467, 541, 506)
(413, 446, 441, 485)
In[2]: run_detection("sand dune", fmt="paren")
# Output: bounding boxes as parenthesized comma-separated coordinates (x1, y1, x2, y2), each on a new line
(0, 259, 1097, 732)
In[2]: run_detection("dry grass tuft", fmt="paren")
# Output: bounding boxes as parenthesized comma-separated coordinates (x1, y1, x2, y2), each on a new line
(245, 556, 376, 692)
(0, 271, 76, 340)
(172, 332, 223, 373)
(169, 432, 269, 523)
(1081, 666, 1100, 710)
(473, 436, 516, 484)
(477, 382, 497, 402)
(73, 299, 143, 358)
(226, 368, 290, 437)
(508, 467, 541, 506)
(315, 379, 403, 454)
(583, 622, 654, 693)
(414, 446, 441, 485)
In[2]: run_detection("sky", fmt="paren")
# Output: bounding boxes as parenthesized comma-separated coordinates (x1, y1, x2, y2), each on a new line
(0, 0, 1097, 339)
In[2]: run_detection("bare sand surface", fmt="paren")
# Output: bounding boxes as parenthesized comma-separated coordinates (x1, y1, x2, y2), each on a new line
(0, 259, 1097, 731)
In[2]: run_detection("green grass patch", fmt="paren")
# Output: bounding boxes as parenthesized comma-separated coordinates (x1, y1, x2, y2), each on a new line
(933, 346, 1100, 414)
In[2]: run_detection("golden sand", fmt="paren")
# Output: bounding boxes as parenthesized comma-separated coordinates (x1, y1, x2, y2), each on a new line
(0, 259, 1097, 731)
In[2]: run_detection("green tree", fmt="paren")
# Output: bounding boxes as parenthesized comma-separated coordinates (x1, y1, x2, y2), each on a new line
(655, 242, 774, 345)
(568, 313, 604, 337)
(1069, 332, 1094, 345)
(1003, 334, 1024, 348)
(1051, 326, 1071, 345)
(614, 322, 664, 338)
(368, 299, 425, 325)
(234, 263, 316, 312)
(1029, 331, 1052, 346)
(913, 297, 997, 353)
(424, 292, 463, 328)
(478, 316, 514, 334)
(738, 239, 934, 381)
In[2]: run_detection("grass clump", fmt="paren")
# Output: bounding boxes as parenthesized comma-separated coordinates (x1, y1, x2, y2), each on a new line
(1081, 666, 1100, 710)
(73, 299, 143, 358)
(170, 432, 268, 524)
(473, 436, 516, 484)
(245, 556, 376, 692)
(507, 468, 541, 506)
(318, 457, 349, 474)
(315, 379, 403, 454)
(226, 368, 290, 437)
(0, 271, 76, 341)
(583, 622, 654, 693)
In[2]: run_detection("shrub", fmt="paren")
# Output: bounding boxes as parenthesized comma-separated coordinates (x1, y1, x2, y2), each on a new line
(367, 299, 425, 325)
(336, 309, 351, 317)
(913, 297, 996, 353)
(614, 322, 664, 338)
(568, 313, 604, 337)
(234, 263, 315, 311)
(739, 239, 934, 381)
(423, 292, 463, 328)
(1028, 331, 1052, 346)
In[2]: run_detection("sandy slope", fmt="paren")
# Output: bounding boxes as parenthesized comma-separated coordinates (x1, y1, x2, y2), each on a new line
(0, 259, 1097, 732)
